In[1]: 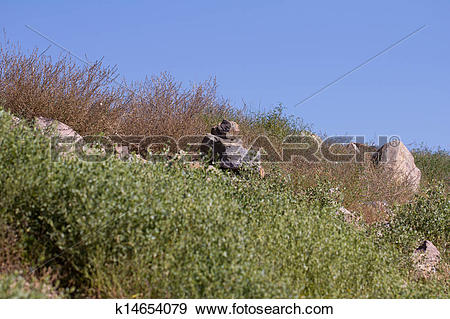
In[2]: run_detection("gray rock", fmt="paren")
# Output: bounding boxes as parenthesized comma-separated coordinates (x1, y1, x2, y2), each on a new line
(114, 145, 129, 161)
(210, 119, 240, 138)
(372, 141, 421, 192)
(201, 120, 261, 172)
(412, 240, 441, 277)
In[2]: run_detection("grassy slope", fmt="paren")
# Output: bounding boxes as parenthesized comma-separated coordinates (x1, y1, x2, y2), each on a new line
(0, 110, 448, 298)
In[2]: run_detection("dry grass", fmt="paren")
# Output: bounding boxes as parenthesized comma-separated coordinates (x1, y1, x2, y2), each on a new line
(282, 144, 415, 223)
(0, 220, 22, 274)
(0, 218, 61, 298)
(0, 39, 235, 138)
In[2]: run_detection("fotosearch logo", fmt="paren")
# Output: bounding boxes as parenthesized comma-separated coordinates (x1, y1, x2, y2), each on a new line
(50, 134, 398, 163)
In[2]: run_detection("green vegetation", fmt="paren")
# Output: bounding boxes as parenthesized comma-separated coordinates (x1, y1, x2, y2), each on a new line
(0, 110, 448, 298)
(375, 182, 449, 255)
(0, 42, 448, 298)
(0, 272, 61, 298)
(413, 147, 450, 187)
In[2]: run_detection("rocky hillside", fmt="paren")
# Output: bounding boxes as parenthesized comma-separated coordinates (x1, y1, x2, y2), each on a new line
(0, 109, 448, 298)
(0, 43, 448, 298)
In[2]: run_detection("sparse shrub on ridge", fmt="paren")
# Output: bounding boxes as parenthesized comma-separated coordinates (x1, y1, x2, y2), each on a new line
(0, 39, 317, 146)
(0, 39, 234, 138)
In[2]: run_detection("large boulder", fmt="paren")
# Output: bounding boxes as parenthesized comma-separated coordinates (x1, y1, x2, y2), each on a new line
(34, 117, 82, 141)
(372, 141, 421, 191)
(201, 120, 263, 175)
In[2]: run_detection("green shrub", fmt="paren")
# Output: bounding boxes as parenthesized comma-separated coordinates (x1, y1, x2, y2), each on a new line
(412, 147, 450, 187)
(376, 182, 449, 254)
(0, 109, 447, 298)
(0, 272, 60, 298)
(247, 104, 313, 141)
(302, 180, 344, 209)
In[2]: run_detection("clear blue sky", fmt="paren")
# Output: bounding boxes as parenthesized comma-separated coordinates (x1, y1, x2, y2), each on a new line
(3, 0, 449, 149)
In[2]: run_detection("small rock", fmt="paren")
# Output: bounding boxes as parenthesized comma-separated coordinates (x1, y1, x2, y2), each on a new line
(211, 119, 240, 138)
(113, 145, 128, 160)
(11, 115, 21, 126)
(335, 207, 358, 223)
(412, 240, 441, 278)
(258, 166, 265, 179)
